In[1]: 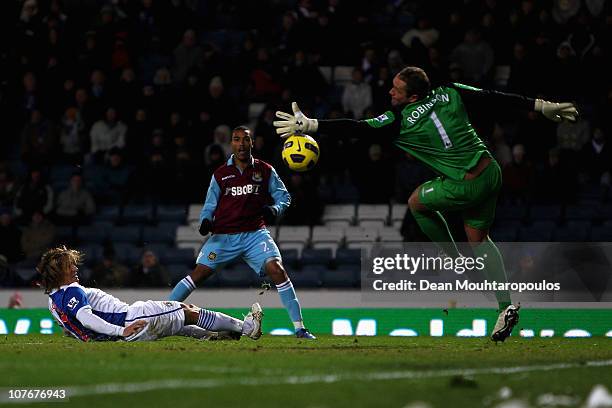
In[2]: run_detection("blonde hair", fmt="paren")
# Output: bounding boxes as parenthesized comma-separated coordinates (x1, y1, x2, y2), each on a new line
(37, 246, 83, 294)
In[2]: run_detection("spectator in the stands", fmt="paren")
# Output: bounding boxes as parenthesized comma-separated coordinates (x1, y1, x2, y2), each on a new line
(14, 168, 54, 223)
(0, 210, 23, 263)
(282, 173, 322, 225)
(130, 250, 170, 287)
(580, 127, 612, 186)
(21, 211, 56, 260)
(89, 107, 127, 163)
(59, 107, 87, 164)
(173, 29, 202, 84)
(535, 147, 577, 204)
(204, 124, 231, 165)
(55, 172, 96, 226)
(0, 170, 18, 209)
(200, 76, 235, 128)
(342, 67, 372, 120)
(450, 28, 494, 85)
(100, 148, 131, 205)
(503, 144, 534, 204)
(74, 87, 96, 130)
(90, 246, 129, 287)
(356, 144, 394, 203)
(20, 109, 59, 167)
(19, 72, 42, 122)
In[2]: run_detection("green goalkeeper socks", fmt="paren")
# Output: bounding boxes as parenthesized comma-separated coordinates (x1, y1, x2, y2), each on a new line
(411, 209, 462, 258)
(472, 237, 512, 310)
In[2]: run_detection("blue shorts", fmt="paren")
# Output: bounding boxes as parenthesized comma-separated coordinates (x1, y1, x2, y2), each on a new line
(196, 228, 281, 277)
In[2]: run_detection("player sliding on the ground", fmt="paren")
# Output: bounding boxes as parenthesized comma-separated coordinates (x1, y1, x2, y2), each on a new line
(168, 125, 316, 340)
(274, 66, 578, 342)
(38, 246, 263, 342)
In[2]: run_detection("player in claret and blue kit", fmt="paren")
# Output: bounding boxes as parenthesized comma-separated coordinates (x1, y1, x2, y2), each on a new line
(39, 246, 263, 342)
(274, 66, 578, 342)
(168, 125, 316, 339)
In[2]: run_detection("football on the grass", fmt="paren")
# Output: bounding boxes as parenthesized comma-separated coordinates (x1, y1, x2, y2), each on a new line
(281, 134, 320, 172)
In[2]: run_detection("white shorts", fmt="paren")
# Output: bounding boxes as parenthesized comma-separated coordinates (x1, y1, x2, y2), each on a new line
(124, 300, 185, 341)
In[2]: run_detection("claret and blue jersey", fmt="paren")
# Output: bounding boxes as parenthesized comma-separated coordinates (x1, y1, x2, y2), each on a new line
(200, 154, 291, 234)
(48, 282, 128, 341)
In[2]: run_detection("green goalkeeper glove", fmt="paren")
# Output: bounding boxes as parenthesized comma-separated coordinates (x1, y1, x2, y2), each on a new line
(534, 99, 578, 123)
(273, 102, 318, 138)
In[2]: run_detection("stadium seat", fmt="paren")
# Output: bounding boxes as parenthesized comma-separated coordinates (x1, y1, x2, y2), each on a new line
(311, 242, 340, 258)
(529, 205, 562, 222)
(490, 220, 521, 242)
(564, 204, 599, 221)
(335, 184, 359, 203)
(277, 225, 311, 245)
(122, 205, 153, 224)
(50, 164, 74, 184)
(324, 220, 352, 228)
(95, 206, 120, 223)
(322, 204, 355, 224)
(76, 226, 109, 244)
(161, 248, 195, 266)
(280, 249, 299, 268)
(496, 204, 527, 221)
(301, 248, 333, 266)
(346, 242, 374, 257)
(55, 226, 75, 244)
(378, 227, 403, 243)
(187, 204, 201, 224)
(358, 220, 386, 229)
(176, 225, 203, 243)
(357, 204, 389, 223)
(335, 248, 361, 265)
(144, 242, 173, 255)
(176, 242, 203, 257)
(278, 242, 305, 257)
(217, 265, 258, 287)
(166, 264, 190, 285)
(109, 226, 141, 243)
(76, 244, 103, 265)
(267, 226, 277, 240)
(312, 226, 344, 245)
(288, 265, 323, 288)
(345, 226, 378, 243)
(142, 224, 177, 245)
(589, 226, 612, 241)
(553, 221, 590, 242)
(113, 243, 142, 264)
(518, 221, 555, 241)
(321, 265, 360, 287)
(391, 204, 408, 224)
(155, 205, 187, 223)
(15, 267, 37, 282)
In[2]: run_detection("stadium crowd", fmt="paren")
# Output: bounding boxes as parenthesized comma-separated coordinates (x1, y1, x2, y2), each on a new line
(1, 0, 611, 287)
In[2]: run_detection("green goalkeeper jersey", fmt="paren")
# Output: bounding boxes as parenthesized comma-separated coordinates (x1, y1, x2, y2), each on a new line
(365, 84, 490, 181)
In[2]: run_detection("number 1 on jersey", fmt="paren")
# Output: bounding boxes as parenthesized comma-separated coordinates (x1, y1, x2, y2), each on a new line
(429, 112, 453, 149)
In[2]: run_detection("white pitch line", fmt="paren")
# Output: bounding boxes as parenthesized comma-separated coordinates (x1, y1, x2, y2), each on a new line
(1, 360, 611, 404)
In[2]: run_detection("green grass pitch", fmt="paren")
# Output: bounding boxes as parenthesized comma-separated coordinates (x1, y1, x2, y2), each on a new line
(1, 335, 611, 407)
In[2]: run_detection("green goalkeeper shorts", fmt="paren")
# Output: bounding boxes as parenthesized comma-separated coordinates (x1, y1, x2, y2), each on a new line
(418, 159, 502, 230)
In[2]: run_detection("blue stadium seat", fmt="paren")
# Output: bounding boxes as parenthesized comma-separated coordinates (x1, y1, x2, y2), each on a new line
(76, 226, 109, 244)
(122, 205, 153, 224)
(301, 248, 333, 266)
(335, 248, 361, 265)
(321, 265, 360, 287)
(217, 265, 258, 287)
(490, 220, 521, 242)
(142, 223, 178, 245)
(518, 221, 555, 241)
(155, 205, 187, 223)
(143, 243, 172, 255)
(167, 264, 190, 285)
(564, 204, 599, 221)
(553, 221, 590, 242)
(50, 164, 74, 183)
(55, 226, 75, 243)
(590, 226, 612, 241)
(95, 206, 120, 223)
(160, 248, 195, 266)
(496, 204, 527, 221)
(529, 205, 562, 221)
(280, 249, 298, 268)
(288, 265, 323, 287)
(76, 244, 103, 265)
(109, 226, 141, 243)
(114, 243, 142, 264)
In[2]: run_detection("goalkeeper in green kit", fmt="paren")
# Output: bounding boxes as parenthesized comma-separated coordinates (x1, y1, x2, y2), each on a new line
(273, 66, 578, 342)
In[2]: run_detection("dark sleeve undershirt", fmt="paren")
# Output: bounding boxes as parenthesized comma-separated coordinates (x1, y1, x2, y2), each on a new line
(449, 83, 535, 111)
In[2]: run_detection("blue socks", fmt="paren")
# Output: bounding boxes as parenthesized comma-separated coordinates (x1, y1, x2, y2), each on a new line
(276, 279, 304, 330)
(168, 276, 196, 301)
